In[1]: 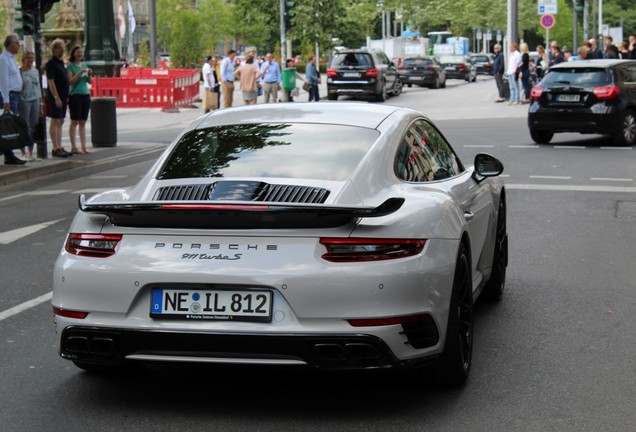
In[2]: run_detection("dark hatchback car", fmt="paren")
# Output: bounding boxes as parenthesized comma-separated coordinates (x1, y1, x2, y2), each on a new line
(471, 53, 494, 75)
(439, 55, 477, 82)
(528, 60, 636, 146)
(397, 56, 446, 89)
(326, 49, 402, 102)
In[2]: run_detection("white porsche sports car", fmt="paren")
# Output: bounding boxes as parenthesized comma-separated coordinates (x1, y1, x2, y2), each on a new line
(52, 103, 507, 386)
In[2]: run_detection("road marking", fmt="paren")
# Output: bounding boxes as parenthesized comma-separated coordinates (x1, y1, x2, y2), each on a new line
(89, 175, 128, 179)
(0, 219, 66, 244)
(529, 175, 572, 180)
(0, 190, 70, 203)
(509, 145, 539, 149)
(554, 146, 586, 149)
(72, 188, 114, 194)
(600, 147, 633, 150)
(0, 292, 52, 322)
(507, 183, 636, 193)
(590, 177, 633, 182)
(464, 145, 494, 148)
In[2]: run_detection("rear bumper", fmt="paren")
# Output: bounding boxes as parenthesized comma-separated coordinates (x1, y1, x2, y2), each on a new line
(398, 74, 435, 85)
(528, 104, 620, 134)
(327, 81, 380, 97)
(445, 70, 468, 80)
(59, 325, 439, 370)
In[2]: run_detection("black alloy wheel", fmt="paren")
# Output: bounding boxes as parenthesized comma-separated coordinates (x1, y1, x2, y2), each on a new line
(529, 129, 554, 144)
(393, 79, 403, 96)
(433, 243, 473, 386)
(613, 109, 636, 147)
(482, 194, 507, 301)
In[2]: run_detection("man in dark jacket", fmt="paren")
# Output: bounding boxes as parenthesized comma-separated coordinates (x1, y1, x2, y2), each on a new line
(492, 44, 506, 103)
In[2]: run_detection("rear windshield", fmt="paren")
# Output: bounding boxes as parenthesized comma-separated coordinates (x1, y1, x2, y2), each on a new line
(472, 56, 490, 62)
(158, 124, 379, 181)
(332, 53, 372, 67)
(403, 58, 433, 67)
(541, 68, 612, 86)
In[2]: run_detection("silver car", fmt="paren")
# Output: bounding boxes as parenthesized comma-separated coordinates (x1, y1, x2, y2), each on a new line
(52, 103, 507, 386)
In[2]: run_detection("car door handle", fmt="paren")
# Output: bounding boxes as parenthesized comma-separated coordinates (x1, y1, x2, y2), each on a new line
(464, 211, 474, 221)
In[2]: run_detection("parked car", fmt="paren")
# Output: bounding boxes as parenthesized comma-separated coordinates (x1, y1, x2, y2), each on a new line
(326, 49, 402, 101)
(439, 55, 477, 82)
(398, 56, 446, 89)
(52, 102, 507, 386)
(470, 53, 494, 75)
(528, 59, 636, 146)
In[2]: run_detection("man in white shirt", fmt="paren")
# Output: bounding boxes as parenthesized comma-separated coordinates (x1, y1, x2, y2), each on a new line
(0, 34, 26, 165)
(201, 56, 217, 113)
(260, 53, 281, 103)
(220, 50, 237, 108)
(506, 43, 522, 105)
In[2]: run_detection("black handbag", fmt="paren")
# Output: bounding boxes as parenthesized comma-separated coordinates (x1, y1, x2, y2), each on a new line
(0, 111, 32, 152)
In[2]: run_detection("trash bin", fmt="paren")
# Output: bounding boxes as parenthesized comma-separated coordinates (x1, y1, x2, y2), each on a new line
(91, 97, 117, 147)
(282, 68, 297, 91)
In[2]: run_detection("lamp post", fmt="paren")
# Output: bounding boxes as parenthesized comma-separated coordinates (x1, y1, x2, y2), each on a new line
(84, 0, 121, 76)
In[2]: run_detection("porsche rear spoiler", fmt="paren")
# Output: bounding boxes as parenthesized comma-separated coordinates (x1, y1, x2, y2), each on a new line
(78, 195, 405, 229)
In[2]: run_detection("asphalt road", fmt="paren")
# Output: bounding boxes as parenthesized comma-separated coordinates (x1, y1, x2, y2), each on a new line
(1, 76, 635, 431)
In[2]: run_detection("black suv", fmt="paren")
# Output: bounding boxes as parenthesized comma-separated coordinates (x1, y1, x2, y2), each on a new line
(326, 49, 402, 102)
(528, 59, 636, 146)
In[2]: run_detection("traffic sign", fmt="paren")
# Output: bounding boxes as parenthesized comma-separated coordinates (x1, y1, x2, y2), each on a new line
(540, 14, 555, 29)
(537, 0, 557, 14)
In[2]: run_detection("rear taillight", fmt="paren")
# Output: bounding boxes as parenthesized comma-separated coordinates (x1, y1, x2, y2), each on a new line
(456, 64, 466, 70)
(65, 233, 122, 258)
(593, 85, 620, 100)
(348, 313, 433, 327)
(326, 68, 337, 77)
(398, 65, 406, 70)
(530, 86, 544, 100)
(319, 238, 425, 262)
(364, 68, 378, 77)
(426, 66, 436, 71)
(53, 306, 88, 319)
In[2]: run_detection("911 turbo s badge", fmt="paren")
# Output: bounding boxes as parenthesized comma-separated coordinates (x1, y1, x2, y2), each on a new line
(181, 253, 242, 261)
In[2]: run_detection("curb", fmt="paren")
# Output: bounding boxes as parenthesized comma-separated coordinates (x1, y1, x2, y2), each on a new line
(0, 160, 83, 187)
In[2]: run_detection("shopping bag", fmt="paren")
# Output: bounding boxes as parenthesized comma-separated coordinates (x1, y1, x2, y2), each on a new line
(0, 112, 31, 152)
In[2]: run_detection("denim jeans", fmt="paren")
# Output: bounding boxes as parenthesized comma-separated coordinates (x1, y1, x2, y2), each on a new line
(507, 74, 519, 102)
(3, 92, 21, 159)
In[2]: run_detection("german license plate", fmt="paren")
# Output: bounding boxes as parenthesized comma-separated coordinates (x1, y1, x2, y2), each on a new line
(557, 94, 580, 102)
(409, 76, 419, 80)
(150, 288, 272, 322)
(343, 72, 360, 78)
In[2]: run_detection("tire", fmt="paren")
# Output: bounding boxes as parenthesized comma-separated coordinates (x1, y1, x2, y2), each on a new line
(482, 194, 507, 301)
(393, 79, 403, 96)
(327, 93, 338, 101)
(375, 82, 387, 102)
(433, 243, 473, 386)
(529, 129, 554, 144)
(471, 74, 477, 82)
(613, 109, 636, 146)
(441, 79, 446, 88)
(432, 75, 439, 89)
(407, 83, 412, 88)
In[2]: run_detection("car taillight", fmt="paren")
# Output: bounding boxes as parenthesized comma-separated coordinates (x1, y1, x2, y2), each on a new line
(65, 233, 122, 258)
(456, 64, 466, 70)
(52, 306, 88, 319)
(348, 313, 433, 327)
(319, 238, 426, 262)
(398, 65, 406, 70)
(593, 85, 620, 100)
(530, 86, 544, 99)
(485, 62, 492, 67)
(426, 66, 436, 71)
(326, 68, 337, 77)
(364, 68, 378, 77)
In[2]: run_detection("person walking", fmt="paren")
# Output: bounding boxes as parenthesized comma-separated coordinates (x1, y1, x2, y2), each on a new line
(492, 44, 506, 103)
(201, 56, 218, 113)
(234, 54, 261, 105)
(220, 50, 237, 108)
(518, 43, 531, 104)
(46, 39, 72, 158)
(67, 45, 92, 154)
(19, 50, 42, 162)
(260, 53, 281, 103)
(305, 55, 320, 102)
(506, 43, 522, 105)
(284, 59, 295, 102)
(0, 34, 26, 165)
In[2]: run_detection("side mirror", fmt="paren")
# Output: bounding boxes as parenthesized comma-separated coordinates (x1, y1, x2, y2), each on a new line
(473, 153, 504, 181)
